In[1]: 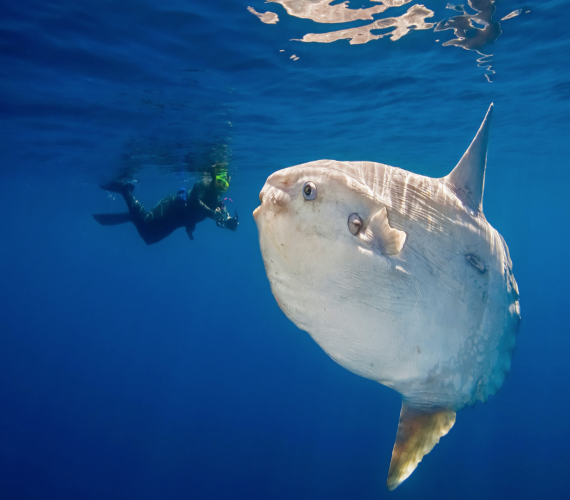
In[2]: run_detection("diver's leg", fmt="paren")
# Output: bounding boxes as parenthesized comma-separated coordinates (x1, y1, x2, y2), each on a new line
(118, 191, 159, 244)
(125, 194, 178, 245)
(122, 190, 147, 226)
(97, 181, 176, 244)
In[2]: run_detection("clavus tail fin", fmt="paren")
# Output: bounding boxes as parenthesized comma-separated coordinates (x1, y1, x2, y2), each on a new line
(387, 402, 456, 490)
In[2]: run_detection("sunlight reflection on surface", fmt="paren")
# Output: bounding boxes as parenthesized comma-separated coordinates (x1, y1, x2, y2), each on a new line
(248, 0, 529, 79)
(294, 4, 434, 44)
(267, 0, 395, 23)
(501, 9, 522, 21)
(247, 6, 280, 24)
(434, 1, 501, 52)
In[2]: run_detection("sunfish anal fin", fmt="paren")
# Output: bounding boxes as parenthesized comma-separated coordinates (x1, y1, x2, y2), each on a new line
(360, 207, 406, 255)
(387, 402, 456, 491)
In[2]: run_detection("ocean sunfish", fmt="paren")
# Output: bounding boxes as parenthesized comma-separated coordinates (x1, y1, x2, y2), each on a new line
(253, 104, 520, 490)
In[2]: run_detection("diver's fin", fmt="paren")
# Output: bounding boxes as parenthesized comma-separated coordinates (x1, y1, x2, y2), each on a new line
(92, 213, 131, 225)
(387, 402, 456, 491)
(360, 207, 406, 255)
(444, 103, 493, 213)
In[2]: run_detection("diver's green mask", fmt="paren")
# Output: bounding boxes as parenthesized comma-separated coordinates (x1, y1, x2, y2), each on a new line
(215, 173, 230, 192)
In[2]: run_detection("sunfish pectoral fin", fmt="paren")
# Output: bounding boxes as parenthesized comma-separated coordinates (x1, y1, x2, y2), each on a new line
(387, 402, 456, 491)
(444, 103, 493, 214)
(360, 207, 406, 256)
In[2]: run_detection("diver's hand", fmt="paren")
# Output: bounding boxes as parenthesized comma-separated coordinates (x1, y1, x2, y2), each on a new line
(214, 208, 225, 227)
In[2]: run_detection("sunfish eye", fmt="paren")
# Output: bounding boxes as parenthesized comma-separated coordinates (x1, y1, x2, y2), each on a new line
(303, 181, 317, 200)
(348, 213, 363, 235)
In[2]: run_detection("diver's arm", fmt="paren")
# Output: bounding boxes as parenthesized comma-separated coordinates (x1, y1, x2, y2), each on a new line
(199, 191, 225, 223)
(190, 180, 221, 220)
(198, 200, 226, 227)
(197, 198, 218, 219)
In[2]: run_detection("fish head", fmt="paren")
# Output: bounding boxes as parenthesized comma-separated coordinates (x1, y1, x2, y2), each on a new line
(255, 160, 374, 267)
(254, 159, 378, 252)
(255, 161, 361, 310)
(253, 160, 407, 353)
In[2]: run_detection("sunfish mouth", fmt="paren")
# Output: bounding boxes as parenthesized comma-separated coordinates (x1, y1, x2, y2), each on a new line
(252, 189, 263, 219)
(253, 183, 290, 220)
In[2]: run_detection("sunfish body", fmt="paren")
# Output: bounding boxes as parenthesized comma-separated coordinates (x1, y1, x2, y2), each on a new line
(253, 105, 520, 489)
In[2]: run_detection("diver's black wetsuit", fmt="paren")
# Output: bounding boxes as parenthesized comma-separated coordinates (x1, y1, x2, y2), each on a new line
(125, 179, 221, 244)
(94, 179, 235, 245)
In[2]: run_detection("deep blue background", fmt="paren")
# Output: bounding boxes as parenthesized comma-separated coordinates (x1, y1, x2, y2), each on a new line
(1, 1, 569, 498)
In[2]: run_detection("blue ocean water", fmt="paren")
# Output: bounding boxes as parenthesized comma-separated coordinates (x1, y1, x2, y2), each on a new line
(1, 0, 569, 498)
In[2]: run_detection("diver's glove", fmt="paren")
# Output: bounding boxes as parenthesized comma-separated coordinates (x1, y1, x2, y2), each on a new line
(214, 208, 226, 227)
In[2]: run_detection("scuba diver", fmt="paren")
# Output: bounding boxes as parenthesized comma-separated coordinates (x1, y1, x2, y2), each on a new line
(93, 165, 238, 245)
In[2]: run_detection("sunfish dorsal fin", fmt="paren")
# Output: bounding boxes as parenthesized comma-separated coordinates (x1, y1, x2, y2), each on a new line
(360, 207, 406, 255)
(387, 402, 456, 491)
(444, 104, 493, 213)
